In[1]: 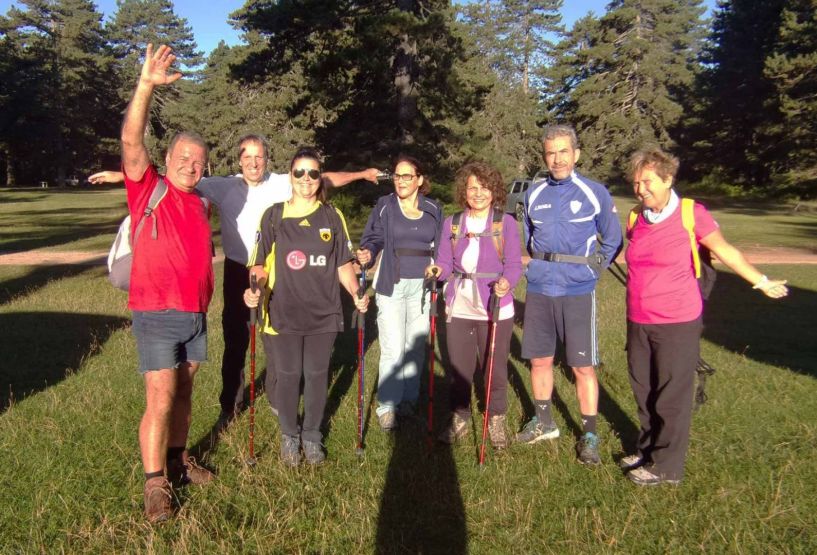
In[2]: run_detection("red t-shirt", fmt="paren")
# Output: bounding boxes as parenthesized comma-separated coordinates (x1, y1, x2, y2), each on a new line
(625, 202, 719, 324)
(125, 165, 214, 313)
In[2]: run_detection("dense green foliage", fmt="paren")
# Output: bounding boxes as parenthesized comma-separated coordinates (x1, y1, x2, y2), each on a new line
(0, 0, 815, 196)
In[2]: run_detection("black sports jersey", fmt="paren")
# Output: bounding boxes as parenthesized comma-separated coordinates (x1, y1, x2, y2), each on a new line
(253, 202, 354, 335)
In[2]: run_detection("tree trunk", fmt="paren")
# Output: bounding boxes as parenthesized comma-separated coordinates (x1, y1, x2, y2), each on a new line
(395, 0, 418, 147)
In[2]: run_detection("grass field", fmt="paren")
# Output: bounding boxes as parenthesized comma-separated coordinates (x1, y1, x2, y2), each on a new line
(1, 190, 816, 553)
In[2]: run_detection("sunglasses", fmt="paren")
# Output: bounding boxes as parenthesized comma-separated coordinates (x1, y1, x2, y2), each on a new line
(292, 168, 321, 180)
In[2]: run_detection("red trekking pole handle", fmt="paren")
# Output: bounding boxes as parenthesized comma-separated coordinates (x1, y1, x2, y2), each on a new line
(479, 291, 501, 467)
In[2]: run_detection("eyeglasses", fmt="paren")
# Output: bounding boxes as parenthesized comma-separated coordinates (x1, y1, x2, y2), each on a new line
(393, 173, 418, 183)
(292, 168, 321, 180)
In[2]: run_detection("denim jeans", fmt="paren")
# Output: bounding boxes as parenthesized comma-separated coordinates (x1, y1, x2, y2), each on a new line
(375, 278, 430, 416)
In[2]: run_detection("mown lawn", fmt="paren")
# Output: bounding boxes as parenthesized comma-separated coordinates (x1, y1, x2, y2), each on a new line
(0, 190, 815, 553)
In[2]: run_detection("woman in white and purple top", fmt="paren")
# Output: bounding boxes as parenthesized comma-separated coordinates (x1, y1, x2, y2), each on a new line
(623, 146, 788, 486)
(427, 161, 523, 449)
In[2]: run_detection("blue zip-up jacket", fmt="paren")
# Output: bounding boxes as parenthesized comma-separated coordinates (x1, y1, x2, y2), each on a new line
(523, 170, 622, 297)
(360, 192, 443, 297)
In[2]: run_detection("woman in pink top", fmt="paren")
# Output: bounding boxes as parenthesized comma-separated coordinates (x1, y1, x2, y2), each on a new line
(623, 146, 788, 486)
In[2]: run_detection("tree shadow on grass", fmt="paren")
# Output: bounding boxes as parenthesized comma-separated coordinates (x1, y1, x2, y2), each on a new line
(703, 271, 817, 378)
(0, 265, 99, 306)
(0, 311, 129, 412)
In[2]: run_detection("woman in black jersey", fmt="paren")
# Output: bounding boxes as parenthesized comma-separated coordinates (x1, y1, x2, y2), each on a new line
(244, 147, 369, 466)
(356, 156, 443, 431)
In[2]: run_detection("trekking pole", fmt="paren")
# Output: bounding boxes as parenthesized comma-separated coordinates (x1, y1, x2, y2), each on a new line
(425, 267, 440, 445)
(354, 262, 368, 456)
(479, 293, 501, 468)
(246, 274, 258, 467)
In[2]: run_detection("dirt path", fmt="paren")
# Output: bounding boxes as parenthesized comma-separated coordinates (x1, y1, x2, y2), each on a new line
(0, 247, 814, 266)
(0, 249, 226, 266)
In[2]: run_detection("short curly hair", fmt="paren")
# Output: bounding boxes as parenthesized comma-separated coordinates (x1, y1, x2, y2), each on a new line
(628, 145, 680, 183)
(454, 161, 507, 210)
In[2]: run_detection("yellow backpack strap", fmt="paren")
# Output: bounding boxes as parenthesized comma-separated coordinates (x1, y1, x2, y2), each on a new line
(681, 198, 701, 278)
(627, 204, 640, 232)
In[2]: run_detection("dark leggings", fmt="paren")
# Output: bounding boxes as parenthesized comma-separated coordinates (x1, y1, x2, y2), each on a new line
(219, 257, 250, 413)
(445, 317, 513, 417)
(627, 317, 702, 481)
(265, 332, 337, 443)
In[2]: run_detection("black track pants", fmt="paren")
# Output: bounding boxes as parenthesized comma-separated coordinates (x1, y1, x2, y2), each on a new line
(219, 257, 251, 413)
(266, 332, 337, 443)
(626, 317, 702, 481)
(445, 317, 513, 418)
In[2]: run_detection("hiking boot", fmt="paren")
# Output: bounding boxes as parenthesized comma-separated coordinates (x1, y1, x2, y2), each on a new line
(577, 432, 601, 465)
(143, 476, 173, 524)
(280, 434, 302, 467)
(627, 466, 681, 486)
(438, 413, 469, 444)
(167, 452, 214, 486)
(378, 410, 397, 431)
(488, 414, 508, 450)
(515, 416, 560, 444)
(303, 440, 326, 466)
(619, 454, 644, 470)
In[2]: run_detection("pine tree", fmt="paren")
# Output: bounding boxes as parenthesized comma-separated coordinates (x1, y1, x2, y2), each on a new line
(548, 0, 706, 184)
(106, 0, 202, 158)
(698, 0, 787, 188)
(230, 0, 478, 172)
(763, 0, 817, 196)
(1, 0, 117, 185)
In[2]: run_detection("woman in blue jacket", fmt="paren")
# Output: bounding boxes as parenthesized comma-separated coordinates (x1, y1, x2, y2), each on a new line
(427, 161, 523, 449)
(357, 155, 443, 431)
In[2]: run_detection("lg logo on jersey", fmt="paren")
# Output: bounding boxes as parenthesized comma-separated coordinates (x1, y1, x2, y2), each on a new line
(286, 250, 326, 270)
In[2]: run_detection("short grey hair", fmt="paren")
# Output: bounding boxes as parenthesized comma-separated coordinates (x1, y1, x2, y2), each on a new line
(167, 131, 209, 162)
(542, 124, 579, 150)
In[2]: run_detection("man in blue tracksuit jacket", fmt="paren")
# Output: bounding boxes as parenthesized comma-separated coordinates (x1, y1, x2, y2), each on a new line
(516, 124, 622, 466)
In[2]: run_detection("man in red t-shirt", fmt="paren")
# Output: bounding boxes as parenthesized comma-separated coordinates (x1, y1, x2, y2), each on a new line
(122, 44, 215, 524)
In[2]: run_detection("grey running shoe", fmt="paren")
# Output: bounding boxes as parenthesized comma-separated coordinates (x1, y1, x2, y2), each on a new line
(378, 410, 397, 431)
(303, 440, 326, 466)
(515, 416, 560, 444)
(143, 476, 173, 524)
(577, 432, 601, 465)
(488, 414, 508, 450)
(627, 466, 681, 486)
(619, 454, 643, 470)
(280, 434, 302, 467)
(438, 413, 469, 444)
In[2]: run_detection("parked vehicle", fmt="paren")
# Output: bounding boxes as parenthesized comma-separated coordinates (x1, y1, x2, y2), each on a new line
(505, 178, 530, 220)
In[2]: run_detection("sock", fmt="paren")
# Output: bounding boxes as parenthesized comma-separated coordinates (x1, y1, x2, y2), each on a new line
(166, 446, 185, 462)
(581, 414, 597, 435)
(534, 399, 553, 426)
(144, 470, 164, 480)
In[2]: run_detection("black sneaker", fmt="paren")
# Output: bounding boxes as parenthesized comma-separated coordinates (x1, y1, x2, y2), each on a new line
(577, 432, 601, 465)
